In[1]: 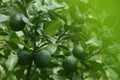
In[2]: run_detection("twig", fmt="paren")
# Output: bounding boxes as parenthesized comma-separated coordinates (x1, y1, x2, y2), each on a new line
(26, 62, 32, 80)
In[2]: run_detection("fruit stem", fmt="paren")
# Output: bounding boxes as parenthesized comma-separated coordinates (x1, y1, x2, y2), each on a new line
(25, 25, 36, 80)
(33, 26, 36, 54)
(29, 66, 37, 79)
(26, 62, 32, 80)
(80, 72, 84, 80)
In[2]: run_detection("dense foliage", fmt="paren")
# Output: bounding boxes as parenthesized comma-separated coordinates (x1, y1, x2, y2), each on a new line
(0, 0, 120, 80)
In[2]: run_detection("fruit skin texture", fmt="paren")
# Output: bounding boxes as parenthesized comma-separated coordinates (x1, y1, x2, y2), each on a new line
(34, 50, 51, 68)
(63, 55, 78, 72)
(17, 50, 32, 65)
(72, 45, 85, 61)
(9, 13, 25, 31)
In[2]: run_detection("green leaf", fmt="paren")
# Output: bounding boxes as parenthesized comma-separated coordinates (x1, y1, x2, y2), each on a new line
(77, 1, 91, 13)
(0, 31, 8, 36)
(30, 71, 40, 80)
(57, 0, 64, 3)
(5, 54, 18, 71)
(68, 33, 87, 42)
(52, 74, 65, 80)
(0, 65, 5, 78)
(22, 14, 33, 26)
(9, 32, 19, 41)
(14, 68, 25, 80)
(65, 24, 83, 33)
(0, 41, 7, 51)
(27, 0, 41, 15)
(86, 18, 102, 27)
(110, 64, 120, 79)
(46, 44, 58, 54)
(3, 48, 11, 58)
(10, 39, 31, 51)
(15, 1, 26, 15)
(84, 60, 104, 72)
(7, 71, 17, 80)
(105, 67, 119, 80)
(8, 32, 31, 50)
(58, 42, 71, 55)
(5, 40, 19, 50)
(72, 73, 81, 80)
(0, 14, 9, 22)
(43, 20, 62, 36)
(24, 0, 32, 4)
(49, 11, 66, 21)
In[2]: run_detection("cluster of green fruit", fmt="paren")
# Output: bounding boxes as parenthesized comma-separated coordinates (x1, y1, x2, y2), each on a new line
(9, 13, 87, 71)
(17, 50, 51, 68)
(17, 44, 86, 70)
(9, 13, 52, 68)
(63, 44, 87, 72)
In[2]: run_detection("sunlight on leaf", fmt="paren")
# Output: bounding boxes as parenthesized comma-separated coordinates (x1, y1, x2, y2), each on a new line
(5, 53, 18, 71)
(0, 14, 9, 22)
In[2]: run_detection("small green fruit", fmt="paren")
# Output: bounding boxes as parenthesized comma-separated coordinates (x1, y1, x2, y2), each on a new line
(63, 55, 78, 72)
(34, 50, 51, 68)
(72, 45, 86, 61)
(9, 13, 25, 31)
(17, 50, 32, 65)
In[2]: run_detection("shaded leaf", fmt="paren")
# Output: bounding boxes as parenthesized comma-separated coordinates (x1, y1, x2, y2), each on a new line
(15, 1, 26, 15)
(72, 73, 81, 80)
(68, 33, 87, 42)
(14, 68, 25, 80)
(0, 28, 8, 36)
(84, 60, 104, 72)
(52, 74, 65, 80)
(9, 32, 19, 41)
(5, 40, 19, 50)
(43, 20, 62, 36)
(86, 18, 102, 27)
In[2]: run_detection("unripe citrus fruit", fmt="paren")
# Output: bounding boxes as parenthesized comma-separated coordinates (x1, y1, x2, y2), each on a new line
(17, 50, 32, 65)
(9, 13, 25, 31)
(63, 55, 78, 72)
(34, 50, 51, 68)
(72, 45, 86, 61)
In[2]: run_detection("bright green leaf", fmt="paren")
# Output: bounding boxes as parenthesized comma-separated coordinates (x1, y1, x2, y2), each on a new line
(5, 54, 18, 71)
(43, 20, 62, 36)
